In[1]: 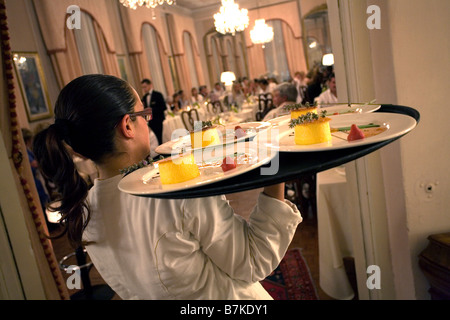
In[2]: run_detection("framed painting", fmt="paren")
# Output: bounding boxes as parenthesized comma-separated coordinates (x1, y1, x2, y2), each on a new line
(117, 55, 131, 82)
(12, 52, 52, 122)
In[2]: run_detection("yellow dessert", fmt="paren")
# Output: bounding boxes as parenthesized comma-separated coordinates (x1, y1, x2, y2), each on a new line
(190, 125, 221, 149)
(157, 153, 200, 184)
(291, 111, 332, 145)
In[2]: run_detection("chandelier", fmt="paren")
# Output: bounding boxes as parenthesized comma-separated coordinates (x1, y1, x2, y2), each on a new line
(250, 19, 274, 48)
(119, 0, 176, 10)
(214, 0, 249, 36)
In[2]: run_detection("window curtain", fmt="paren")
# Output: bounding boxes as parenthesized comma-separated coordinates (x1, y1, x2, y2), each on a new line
(142, 24, 167, 97)
(245, 42, 265, 80)
(264, 20, 290, 82)
(73, 12, 104, 74)
(92, 20, 120, 77)
(183, 32, 199, 90)
(49, 28, 83, 88)
(73, 12, 120, 78)
(226, 39, 236, 74)
(211, 37, 223, 83)
(281, 21, 307, 80)
(235, 40, 247, 80)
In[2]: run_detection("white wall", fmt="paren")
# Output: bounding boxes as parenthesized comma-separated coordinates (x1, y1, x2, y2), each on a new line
(329, 0, 450, 299)
(384, 0, 450, 299)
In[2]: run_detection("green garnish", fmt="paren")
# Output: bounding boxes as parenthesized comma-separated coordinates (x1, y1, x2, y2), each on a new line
(284, 101, 318, 111)
(289, 110, 327, 128)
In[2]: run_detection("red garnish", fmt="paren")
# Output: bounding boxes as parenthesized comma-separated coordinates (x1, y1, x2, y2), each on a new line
(347, 124, 365, 141)
(234, 126, 246, 139)
(333, 112, 339, 115)
(221, 156, 237, 172)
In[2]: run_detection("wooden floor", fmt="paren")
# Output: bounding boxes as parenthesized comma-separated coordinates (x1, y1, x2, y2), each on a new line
(50, 187, 336, 300)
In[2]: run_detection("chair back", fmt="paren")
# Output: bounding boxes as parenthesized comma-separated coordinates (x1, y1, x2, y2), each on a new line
(256, 93, 274, 121)
(181, 108, 200, 131)
(206, 101, 224, 115)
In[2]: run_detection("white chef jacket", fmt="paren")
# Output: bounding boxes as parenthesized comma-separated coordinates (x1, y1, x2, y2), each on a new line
(83, 175, 302, 300)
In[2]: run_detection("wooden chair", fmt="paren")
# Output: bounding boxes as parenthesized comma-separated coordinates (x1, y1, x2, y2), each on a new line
(181, 108, 200, 131)
(206, 101, 224, 115)
(256, 93, 274, 121)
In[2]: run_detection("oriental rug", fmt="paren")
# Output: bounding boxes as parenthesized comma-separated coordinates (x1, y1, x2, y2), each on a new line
(260, 248, 319, 300)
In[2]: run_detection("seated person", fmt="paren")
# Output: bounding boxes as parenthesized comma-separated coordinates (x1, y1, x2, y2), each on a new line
(263, 82, 298, 121)
(315, 73, 338, 105)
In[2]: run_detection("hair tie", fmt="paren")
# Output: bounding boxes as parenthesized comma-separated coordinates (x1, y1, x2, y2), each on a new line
(54, 118, 71, 141)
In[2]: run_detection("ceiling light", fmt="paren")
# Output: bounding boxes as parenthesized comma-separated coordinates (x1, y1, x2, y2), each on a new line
(214, 0, 249, 36)
(119, 0, 176, 10)
(250, 19, 274, 48)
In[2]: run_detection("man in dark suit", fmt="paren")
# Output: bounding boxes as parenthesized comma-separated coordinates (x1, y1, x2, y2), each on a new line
(141, 79, 166, 145)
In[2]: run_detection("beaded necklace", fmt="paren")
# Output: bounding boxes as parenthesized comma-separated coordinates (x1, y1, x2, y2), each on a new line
(119, 155, 153, 176)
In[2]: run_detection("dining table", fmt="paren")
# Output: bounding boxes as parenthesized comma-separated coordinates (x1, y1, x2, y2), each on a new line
(239, 100, 259, 121)
(161, 104, 253, 144)
(161, 106, 208, 143)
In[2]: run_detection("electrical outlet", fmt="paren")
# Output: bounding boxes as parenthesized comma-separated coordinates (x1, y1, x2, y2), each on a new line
(416, 180, 439, 202)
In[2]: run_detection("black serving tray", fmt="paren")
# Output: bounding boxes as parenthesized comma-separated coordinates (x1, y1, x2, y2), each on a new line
(142, 104, 419, 199)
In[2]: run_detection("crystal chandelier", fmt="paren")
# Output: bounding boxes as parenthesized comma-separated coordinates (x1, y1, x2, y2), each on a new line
(250, 19, 274, 48)
(119, 0, 176, 10)
(214, 0, 249, 36)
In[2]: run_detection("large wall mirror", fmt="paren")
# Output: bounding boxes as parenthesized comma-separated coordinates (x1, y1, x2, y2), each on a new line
(303, 5, 332, 69)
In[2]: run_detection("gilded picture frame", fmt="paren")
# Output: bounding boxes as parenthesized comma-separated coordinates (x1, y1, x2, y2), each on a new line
(12, 52, 52, 122)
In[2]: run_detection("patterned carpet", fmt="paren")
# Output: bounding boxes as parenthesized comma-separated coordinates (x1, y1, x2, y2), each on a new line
(261, 248, 319, 300)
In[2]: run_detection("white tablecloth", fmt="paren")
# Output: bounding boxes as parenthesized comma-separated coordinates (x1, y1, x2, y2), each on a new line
(162, 114, 185, 143)
(317, 167, 355, 300)
(162, 107, 209, 143)
(239, 102, 258, 121)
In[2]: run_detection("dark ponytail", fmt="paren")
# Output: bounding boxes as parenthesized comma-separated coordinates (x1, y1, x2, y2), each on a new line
(33, 74, 136, 247)
(33, 125, 89, 247)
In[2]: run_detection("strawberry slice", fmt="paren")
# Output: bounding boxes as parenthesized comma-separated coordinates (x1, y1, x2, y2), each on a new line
(347, 124, 365, 141)
(234, 126, 246, 139)
(221, 156, 237, 172)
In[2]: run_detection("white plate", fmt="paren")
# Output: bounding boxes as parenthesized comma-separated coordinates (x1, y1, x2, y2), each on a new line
(257, 112, 416, 152)
(155, 121, 272, 155)
(267, 104, 381, 127)
(118, 142, 276, 195)
(320, 103, 381, 115)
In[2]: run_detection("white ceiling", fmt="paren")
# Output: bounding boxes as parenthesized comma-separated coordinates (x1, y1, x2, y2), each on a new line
(175, 0, 222, 11)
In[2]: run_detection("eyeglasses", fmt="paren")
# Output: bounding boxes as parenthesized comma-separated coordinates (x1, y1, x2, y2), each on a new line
(127, 108, 152, 122)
